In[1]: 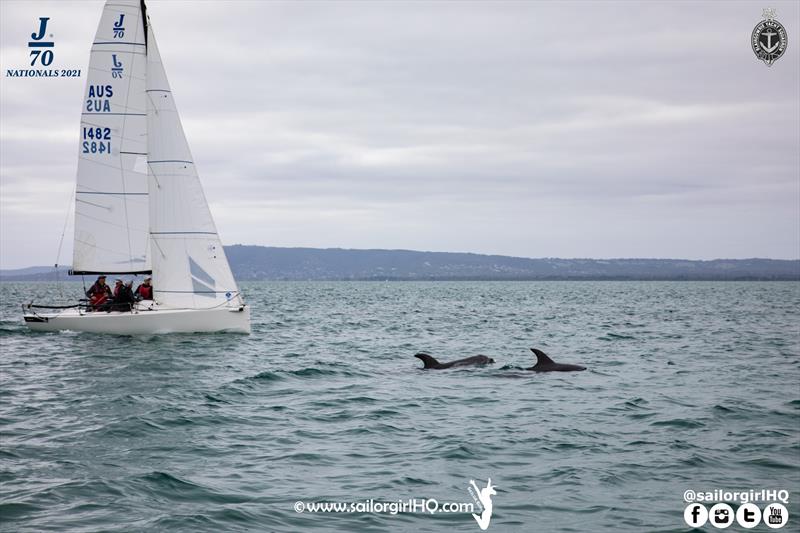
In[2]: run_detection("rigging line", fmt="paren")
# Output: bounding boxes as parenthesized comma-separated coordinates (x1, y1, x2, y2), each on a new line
(54, 185, 75, 298)
(146, 90, 159, 116)
(151, 237, 166, 259)
(156, 290, 237, 294)
(151, 293, 245, 311)
(74, 210, 149, 233)
(74, 237, 148, 258)
(76, 198, 111, 210)
(77, 154, 150, 174)
(76, 157, 146, 175)
(146, 160, 163, 189)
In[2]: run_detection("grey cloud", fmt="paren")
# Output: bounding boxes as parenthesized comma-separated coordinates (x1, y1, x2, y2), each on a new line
(1, 0, 798, 268)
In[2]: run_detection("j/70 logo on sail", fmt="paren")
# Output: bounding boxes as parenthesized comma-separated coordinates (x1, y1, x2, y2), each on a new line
(29, 17, 54, 66)
(111, 55, 124, 78)
(113, 14, 125, 38)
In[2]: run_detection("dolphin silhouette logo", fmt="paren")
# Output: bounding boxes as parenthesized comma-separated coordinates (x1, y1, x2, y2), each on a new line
(469, 479, 496, 530)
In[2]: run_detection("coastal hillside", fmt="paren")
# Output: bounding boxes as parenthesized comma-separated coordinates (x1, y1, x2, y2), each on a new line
(3, 246, 798, 281)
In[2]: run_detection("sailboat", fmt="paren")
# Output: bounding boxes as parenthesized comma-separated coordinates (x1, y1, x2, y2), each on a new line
(23, 0, 250, 334)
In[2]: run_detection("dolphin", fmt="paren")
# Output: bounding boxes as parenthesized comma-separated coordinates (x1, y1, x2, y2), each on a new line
(527, 348, 586, 372)
(415, 353, 495, 370)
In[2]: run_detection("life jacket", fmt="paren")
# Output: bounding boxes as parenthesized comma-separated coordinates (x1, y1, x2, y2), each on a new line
(137, 284, 153, 300)
(90, 292, 107, 307)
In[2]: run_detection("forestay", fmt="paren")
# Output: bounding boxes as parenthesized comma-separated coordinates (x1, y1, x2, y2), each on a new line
(72, 0, 150, 274)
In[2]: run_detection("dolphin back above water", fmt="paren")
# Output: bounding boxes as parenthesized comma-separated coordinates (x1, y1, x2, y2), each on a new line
(415, 353, 495, 370)
(527, 348, 586, 372)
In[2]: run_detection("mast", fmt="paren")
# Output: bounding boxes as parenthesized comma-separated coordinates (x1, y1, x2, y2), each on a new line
(140, 0, 148, 49)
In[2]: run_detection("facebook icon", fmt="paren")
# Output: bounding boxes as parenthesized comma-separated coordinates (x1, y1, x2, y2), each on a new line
(684, 503, 708, 527)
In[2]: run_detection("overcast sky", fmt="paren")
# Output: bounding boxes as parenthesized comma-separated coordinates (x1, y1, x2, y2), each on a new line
(1, 0, 798, 269)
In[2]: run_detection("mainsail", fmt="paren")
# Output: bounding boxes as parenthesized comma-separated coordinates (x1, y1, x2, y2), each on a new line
(72, 0, 149, 274)
(145, 24, 242, 309)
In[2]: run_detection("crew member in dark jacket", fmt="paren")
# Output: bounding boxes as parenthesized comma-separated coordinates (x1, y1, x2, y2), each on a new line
(86, 275, 111, 310)
(109, 281, 135, 312)
(111, 279, 124, 299)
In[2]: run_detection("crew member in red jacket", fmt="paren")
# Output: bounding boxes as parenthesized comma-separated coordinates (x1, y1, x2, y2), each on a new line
(135, 277, 153, 300)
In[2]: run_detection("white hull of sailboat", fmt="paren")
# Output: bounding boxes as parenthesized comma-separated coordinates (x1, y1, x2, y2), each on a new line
(24, 305, 251, 335)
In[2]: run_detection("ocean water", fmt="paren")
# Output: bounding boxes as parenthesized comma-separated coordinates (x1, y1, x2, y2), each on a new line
(1, 281, 798, 532)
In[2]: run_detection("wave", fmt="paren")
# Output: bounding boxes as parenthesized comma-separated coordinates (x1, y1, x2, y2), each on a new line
(598, 333, 636, 341)
(0, 501, 41, 519)
(651, 418, 705, 429)
(737, 457, 796, 470)
(135, 471, 250, 504)
(235, 366, 360, 385)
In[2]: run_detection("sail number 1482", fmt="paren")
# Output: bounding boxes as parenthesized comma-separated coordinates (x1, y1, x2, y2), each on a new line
(82, 126, 111, 154)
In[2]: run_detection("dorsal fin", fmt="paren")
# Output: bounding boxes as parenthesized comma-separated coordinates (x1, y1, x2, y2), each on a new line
(414, 353, 439, 369)
(530, 348, 555, 367)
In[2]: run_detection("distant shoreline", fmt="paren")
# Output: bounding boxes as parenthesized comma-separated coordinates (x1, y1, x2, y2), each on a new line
(3, 245, 799, 281)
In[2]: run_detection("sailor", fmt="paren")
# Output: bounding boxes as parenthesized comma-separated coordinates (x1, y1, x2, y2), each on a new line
(112, 278, 124, 299)
(85, 275, 111, 310)
(108, 280, 135, 312)
(135, 277, 153, 300)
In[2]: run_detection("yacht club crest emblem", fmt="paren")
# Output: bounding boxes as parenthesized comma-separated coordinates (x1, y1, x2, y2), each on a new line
(752, 8, 787, 66)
